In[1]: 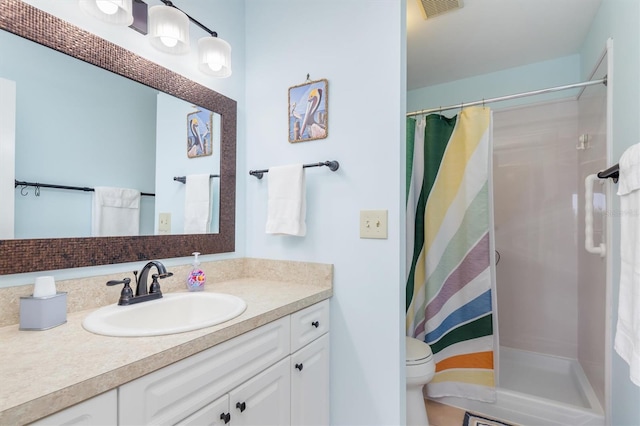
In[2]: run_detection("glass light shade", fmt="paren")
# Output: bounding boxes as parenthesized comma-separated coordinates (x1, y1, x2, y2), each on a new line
(78, 0, 133, 25)
(198, 36, 232, 78)
(148, 5, 190, 55)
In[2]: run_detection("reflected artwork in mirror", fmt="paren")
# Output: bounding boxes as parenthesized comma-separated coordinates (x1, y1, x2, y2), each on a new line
(0, 0, 236, 275)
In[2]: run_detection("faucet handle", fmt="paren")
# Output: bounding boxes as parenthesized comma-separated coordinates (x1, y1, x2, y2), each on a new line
(149, 274, 163, 295)
(107, 278, 133, 305)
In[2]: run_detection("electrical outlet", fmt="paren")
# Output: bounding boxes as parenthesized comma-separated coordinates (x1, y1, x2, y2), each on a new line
(158, 212, 171, 235)
(360, 210, 388, 239)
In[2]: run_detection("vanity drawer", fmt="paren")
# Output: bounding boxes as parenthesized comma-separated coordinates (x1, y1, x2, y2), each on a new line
(290, 299, 330, 352)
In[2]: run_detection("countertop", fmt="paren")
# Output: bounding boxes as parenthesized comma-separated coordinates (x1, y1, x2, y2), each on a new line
(0, 277, 332, 425)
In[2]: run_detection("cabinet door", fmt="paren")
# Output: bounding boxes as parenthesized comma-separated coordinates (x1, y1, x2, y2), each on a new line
(176, 394, 230, 426)
(291, 333, 330, 426)
(30, 390, 117, 426)
(230, 357, 291, 426)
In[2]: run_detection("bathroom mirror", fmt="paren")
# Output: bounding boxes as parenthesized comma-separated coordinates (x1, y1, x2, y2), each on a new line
(3, 27, 223, 238)
(0, 0, 236, 275)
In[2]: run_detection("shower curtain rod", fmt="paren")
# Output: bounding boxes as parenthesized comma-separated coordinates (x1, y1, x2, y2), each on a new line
(406, 77, 607, 117)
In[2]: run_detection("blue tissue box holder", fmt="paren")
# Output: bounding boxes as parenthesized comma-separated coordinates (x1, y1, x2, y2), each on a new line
(19, 292, 67, 331)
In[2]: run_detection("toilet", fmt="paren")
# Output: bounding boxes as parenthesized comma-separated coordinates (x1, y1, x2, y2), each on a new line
(406, 336, 435, 426)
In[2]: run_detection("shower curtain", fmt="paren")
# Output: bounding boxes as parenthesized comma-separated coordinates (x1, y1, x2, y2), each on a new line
(406, 106, 496, 402)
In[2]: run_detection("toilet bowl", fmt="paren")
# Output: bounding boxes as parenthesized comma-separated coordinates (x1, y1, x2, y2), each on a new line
(406, 336, 435, 426)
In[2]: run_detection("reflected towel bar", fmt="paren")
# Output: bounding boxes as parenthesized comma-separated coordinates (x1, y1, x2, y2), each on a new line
(15, 180, 155, 197)
(249, 160, 340, 179)
(597, 164, 619, 183)
(173, 174, 220, 184)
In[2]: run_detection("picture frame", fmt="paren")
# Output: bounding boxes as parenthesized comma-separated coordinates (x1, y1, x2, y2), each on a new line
(187, 108, 214, 158)
(288, 78, 328, 143)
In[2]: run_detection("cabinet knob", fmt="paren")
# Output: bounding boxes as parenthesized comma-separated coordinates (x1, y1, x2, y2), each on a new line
(236, 401, 247, 412)
(311, 321, 320, 328)
(219, 412, 231, 424)
(295, 363, 304, 371)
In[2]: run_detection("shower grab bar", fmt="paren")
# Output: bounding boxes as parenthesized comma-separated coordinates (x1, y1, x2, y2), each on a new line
(584, 174, 606, 257)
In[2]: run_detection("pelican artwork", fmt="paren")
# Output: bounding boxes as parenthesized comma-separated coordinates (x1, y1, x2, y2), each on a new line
(299, 88, 326, 140)
(187, 113, 212, 158)
(188, 117, 204, 157)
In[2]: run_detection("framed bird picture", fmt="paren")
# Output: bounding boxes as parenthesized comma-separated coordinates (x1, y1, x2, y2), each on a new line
(288, 78, 328, 143)
(187, 108, 214, 158)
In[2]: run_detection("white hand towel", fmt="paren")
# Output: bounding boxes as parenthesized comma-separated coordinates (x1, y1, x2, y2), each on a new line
(615, 142, 640, 386)
(184, 174, 211, 234)
(92, 187, 141, 237)
(266, 164, 306, 236)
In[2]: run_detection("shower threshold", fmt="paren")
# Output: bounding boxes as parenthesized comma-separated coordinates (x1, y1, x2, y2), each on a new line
(430, 347, 605, 426)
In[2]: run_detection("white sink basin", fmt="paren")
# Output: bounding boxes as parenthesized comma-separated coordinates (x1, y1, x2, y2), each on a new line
(82, 292, 247, 337)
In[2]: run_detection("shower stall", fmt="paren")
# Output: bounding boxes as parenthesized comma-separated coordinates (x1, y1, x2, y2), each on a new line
(432, 58, 610, 425)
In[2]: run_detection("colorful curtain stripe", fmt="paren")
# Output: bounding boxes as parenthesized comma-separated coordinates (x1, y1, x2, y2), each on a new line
(406, 107, 496, 402)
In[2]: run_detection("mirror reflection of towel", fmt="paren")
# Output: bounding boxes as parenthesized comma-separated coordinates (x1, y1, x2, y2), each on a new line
(184, 174, 211, 234)
(266, 164, 306, 236)
(92, 187, 140, 236)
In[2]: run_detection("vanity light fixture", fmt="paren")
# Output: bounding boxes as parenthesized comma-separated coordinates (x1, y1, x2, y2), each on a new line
(155, 0, 232, 77)
(79, 0, 134, 26)
(198, 35, 232, 77)
(81, 0, 231, 76)
(148, 3, 190, 54)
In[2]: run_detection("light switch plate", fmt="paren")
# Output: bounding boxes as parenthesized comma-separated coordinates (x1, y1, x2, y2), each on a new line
(360, 210, 388, 239)
(158, 212, 171, 234)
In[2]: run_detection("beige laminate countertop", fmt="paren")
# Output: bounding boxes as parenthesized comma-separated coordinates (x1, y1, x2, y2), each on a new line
(0, 278, 332, 425)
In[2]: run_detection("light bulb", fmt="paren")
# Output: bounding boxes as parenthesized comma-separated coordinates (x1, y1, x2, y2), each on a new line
(208, 61, 223, 72)
(96, 0, 119, 15)
(161, 37, 178, 48)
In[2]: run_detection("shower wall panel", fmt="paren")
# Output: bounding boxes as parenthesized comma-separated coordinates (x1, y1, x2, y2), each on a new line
(493, 100, 579, 358)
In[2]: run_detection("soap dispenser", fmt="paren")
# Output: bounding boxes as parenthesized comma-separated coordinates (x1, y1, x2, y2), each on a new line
(187, 252, 205, 291)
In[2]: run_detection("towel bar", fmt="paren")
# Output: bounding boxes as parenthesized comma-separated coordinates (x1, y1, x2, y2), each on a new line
(249, 160, 339, 179)
(597, 163, 619, 182)
(173, 174, 220, 184)
(15, 180, 155, 197)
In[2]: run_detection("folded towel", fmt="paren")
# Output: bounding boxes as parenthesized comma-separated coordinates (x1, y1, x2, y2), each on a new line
(92, 187, 141, 237)
(615, 143, 640, 386)
(266, 164, 306, 236)
(184, 174, 211, 234)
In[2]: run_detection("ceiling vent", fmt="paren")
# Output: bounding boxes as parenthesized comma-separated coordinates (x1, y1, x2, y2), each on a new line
(417, 0, 463, 19)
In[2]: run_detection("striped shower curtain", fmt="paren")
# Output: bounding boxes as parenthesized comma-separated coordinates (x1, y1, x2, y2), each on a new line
(406, 106, 496, 402)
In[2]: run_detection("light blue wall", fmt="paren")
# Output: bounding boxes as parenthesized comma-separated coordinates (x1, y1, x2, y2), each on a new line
(407, 54, 582, 114)
(244, 1, 406, 424)
(580, 0, 640, 424)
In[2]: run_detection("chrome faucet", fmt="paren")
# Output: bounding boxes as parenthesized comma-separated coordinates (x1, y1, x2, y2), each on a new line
(106, 260, 173, 306)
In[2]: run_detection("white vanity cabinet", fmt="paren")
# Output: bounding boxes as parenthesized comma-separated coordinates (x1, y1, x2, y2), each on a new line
(30, 389, 117, 425)
(290, 300, 330, 426)
(119, 317, 290, 425)
(118, 299, 330, 426)
(177, 357, 291, 426)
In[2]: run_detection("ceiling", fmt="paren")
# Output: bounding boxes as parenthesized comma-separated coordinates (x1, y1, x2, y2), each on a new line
(407, 0, 603, 91)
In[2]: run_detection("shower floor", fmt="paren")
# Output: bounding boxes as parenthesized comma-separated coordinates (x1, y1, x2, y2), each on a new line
(499, 347, 594, 408)
(431, 346, 605, 426)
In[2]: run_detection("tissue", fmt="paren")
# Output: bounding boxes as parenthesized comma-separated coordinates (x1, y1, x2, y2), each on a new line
(33, 276, 56, 298)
